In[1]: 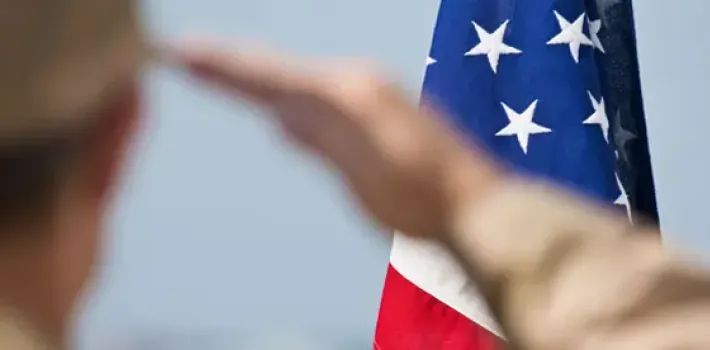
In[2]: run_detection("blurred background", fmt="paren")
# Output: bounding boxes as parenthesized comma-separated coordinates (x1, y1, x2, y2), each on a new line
(68, 0, 710, 348)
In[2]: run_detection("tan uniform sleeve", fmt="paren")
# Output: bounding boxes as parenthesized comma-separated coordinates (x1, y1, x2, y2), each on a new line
(444, 179, 710, 350)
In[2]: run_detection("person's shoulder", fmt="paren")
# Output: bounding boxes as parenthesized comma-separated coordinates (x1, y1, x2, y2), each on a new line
(0, 313, 50, 349)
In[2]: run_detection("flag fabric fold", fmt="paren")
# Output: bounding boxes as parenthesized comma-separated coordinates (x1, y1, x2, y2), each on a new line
(374, 0, 656, 348)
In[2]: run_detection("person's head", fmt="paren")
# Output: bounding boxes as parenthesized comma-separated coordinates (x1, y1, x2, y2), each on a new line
(0, 0, 145, 343)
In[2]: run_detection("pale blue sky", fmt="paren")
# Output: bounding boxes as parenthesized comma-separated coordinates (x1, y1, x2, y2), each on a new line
(633, 0, 710, 264)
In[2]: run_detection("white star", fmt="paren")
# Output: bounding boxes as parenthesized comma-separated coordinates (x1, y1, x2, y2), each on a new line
(583, 91, 610, 142)
(427, 56, 437, 66)
(465, 20, 522, 73)
(588, 18, 605, 53)
(547, 11, 593, 63)
(495, 100, 551, 154)
(614, 173, 632, 221)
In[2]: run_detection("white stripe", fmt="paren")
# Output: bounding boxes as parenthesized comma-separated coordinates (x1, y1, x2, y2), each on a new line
(389, 233, 503, 337)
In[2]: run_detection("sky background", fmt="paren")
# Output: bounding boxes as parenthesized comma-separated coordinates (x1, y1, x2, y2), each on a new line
(632, 0, 710, 263)
(71, 0, 710, 348)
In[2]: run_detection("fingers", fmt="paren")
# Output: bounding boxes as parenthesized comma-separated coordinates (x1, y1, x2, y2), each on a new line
(166, 38, 351, 157)
(173, 38, 318, 104)
(164, 37, 433, 167)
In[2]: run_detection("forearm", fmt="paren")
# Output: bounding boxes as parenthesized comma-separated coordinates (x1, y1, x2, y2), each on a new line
(439, 177, 670, 349)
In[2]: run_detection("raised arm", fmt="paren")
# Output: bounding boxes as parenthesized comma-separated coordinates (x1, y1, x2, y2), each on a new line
(173, 41, 710, 349)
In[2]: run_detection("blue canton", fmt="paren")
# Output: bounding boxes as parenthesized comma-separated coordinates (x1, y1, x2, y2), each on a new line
(422, 0, 658, 214)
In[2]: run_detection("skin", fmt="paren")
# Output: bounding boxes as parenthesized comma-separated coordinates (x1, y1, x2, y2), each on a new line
(0, 83, 141, 347)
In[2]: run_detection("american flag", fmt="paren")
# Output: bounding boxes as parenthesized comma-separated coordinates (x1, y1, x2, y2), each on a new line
(374, 0, 657, 349)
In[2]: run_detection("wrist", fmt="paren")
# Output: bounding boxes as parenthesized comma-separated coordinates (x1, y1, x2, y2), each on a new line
(439, 149, 506, 243)
(437, 148, 521, 283)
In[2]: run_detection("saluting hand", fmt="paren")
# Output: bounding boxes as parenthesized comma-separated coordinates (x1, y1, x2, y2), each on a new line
(174, 41, 503, 239)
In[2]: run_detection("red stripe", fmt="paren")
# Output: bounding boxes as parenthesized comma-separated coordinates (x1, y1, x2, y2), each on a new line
(374, 264, 504, 350)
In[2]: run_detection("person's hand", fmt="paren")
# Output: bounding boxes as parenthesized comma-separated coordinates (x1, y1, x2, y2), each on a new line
(174, 41, 503, 239)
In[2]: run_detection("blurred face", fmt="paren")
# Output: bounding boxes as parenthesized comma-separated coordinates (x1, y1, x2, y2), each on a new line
(30, 83, 142, 341)
(46, 181, 105, 340)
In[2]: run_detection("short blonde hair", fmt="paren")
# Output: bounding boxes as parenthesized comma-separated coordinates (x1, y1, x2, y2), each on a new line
(0, 0, 145, 139)
(0, 0, 145, 223)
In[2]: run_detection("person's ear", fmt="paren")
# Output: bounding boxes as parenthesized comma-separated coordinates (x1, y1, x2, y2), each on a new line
(83, 82, 142, 210)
